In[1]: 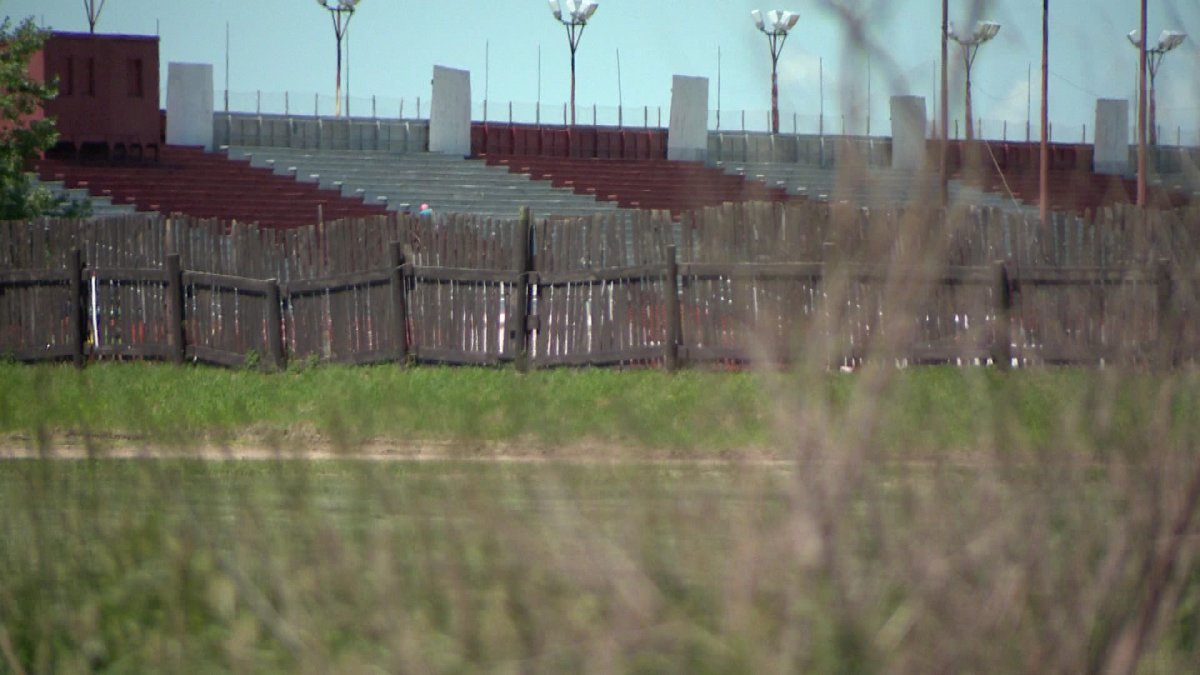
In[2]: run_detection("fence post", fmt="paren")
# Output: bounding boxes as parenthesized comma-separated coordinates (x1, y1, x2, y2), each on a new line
(166, 253, 184, 364)
(389, 241, 410, 364)
(1156, 258, 1175, 368)
(510, 207, 533, 372)
(68, 248, 85, 369)
(664, 245, 682, 371)
(265, 279, 286, 371)
(992, 261, 1012, 371)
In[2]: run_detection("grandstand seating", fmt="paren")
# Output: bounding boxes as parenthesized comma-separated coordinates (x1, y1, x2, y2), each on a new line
(715, 158, 1195, 215)
(483, 156, 797, 214)
(36, 145, 388, 229)
(226, 147, 624, 219)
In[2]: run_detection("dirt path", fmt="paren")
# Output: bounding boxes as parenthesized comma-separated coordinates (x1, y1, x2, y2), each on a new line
(0, 432, 791, 465)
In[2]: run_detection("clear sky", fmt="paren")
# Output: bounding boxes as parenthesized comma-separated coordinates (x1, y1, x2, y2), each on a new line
(6, 0, 1199, 143)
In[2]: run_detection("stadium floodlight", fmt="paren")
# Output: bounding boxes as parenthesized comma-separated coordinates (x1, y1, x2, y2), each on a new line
(548, 0, 599, 126)
(1128, 27, 1187, 145)
(947, 20, 1001, 141)
(317, 0, 361, 117)
(752, 8, 801, 134)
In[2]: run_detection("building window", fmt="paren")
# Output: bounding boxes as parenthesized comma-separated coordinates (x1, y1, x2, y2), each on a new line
(127, 59, 143, 97)
(86, 58, 96, 96)
(62, 57, 74, 96)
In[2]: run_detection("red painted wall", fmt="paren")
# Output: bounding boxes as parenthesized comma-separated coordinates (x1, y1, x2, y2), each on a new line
(41, 32, 160, 151)
(471, 122, 669, 160)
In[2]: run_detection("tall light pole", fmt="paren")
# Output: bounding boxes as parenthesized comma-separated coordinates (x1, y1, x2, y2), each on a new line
(317, 0, 360, 118)
(84, 0, 107, 34)
(940, 0, 949, 208)
(751, 9, 799, 135)
(548, 0, 599, 127)
(1127, 28, 1187, 147)
(948, 21, 1001, 142)
(1040, 0, 1049, 224)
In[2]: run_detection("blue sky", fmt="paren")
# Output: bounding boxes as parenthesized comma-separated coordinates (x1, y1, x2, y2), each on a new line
(7, 0, 1199, 142)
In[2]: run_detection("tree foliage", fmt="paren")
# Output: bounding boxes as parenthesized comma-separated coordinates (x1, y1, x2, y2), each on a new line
(0, 16, 64, 220)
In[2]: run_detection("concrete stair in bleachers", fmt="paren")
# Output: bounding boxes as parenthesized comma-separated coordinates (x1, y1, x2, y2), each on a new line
(29, 175, 143, 218)
(716, 160, 1195, 215)
(714, 161, 1023, 214)
(226, 147, 624, 219)
(484, 156, 797, 215)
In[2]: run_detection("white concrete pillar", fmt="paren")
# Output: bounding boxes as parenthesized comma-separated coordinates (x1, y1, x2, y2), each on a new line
(667, 75, 709, 162)
(890, 96, 927, 170)
(1094, 99, 1130, 176)
(429, 65, 471, 156)
(166, 63, 214, 150)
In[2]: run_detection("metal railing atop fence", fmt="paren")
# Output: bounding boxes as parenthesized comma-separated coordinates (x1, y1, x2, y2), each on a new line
(2, 203, 1199, 370)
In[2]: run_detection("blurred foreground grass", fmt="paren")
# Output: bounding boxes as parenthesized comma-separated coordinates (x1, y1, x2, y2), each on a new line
(2, 362, 1200, 672)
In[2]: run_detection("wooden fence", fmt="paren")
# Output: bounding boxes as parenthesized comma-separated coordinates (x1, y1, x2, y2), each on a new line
(2, 202, 1198, 370)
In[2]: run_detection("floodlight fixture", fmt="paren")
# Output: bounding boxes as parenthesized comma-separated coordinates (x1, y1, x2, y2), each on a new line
(751, 8, 800, 134)
(549, 0, 599, 126)
(1128, 26, 1187, 144)
(1159, 29, 1187, 51)
(947, 20, 1001, 141)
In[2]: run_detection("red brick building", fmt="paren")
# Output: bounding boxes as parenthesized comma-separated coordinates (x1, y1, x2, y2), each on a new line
(40, 32, 160, 158)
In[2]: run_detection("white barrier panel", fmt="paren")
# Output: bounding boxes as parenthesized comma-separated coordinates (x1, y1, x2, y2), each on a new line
(167, 63, 215, 150)
(668, 75, 709, 162)
(429, 65, 471, 156)
(1094, 99, 1130, 176)
(890, 96, 927, 170)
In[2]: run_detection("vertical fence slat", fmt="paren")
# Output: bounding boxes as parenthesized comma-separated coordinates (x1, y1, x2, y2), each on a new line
(266, 279, 285, 371)
(68, 248, 85, 369)
(389, 241, 410, 364)
(166, 253, 184, 364)
(511, 207, 532, 372)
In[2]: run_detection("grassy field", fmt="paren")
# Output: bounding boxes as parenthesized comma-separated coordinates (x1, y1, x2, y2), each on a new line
(3, 361, 1198, 456)
(2, 361, 1200, 672)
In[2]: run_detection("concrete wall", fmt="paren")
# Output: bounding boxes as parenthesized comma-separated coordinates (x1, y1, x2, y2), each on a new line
(213, 112, 428, 153)
(890, 96, 927, 170)
(166, 63, 214, 150)
(429, 65, 471, 156)
(1095, 99, 1130, 175)
(667, 75, 709, 162)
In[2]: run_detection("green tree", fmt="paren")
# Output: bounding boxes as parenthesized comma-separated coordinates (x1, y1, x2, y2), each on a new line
(0, 16, 62, 220)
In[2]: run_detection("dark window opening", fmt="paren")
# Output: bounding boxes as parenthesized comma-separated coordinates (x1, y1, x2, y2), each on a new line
(86, 58, 95, 96)
(127, 59, 143, 97)
(63, 57, 74, 96)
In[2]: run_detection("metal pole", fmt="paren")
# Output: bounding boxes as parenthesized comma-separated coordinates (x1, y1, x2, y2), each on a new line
(940, 0, 949, 208)
(1137, 0, 1147, 206)
(770, 36, 780, 134)
(819, 58, 824, 138)
(616, 48, 623, 128)
(965, 47, 975, 141)
(1040, 0, 1050, 223)
(717, 46, 722, 131)
(346, 27, 351, 117)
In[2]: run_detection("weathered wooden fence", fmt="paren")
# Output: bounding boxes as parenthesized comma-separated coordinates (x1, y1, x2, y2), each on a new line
(2, 202, 1198, 370)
